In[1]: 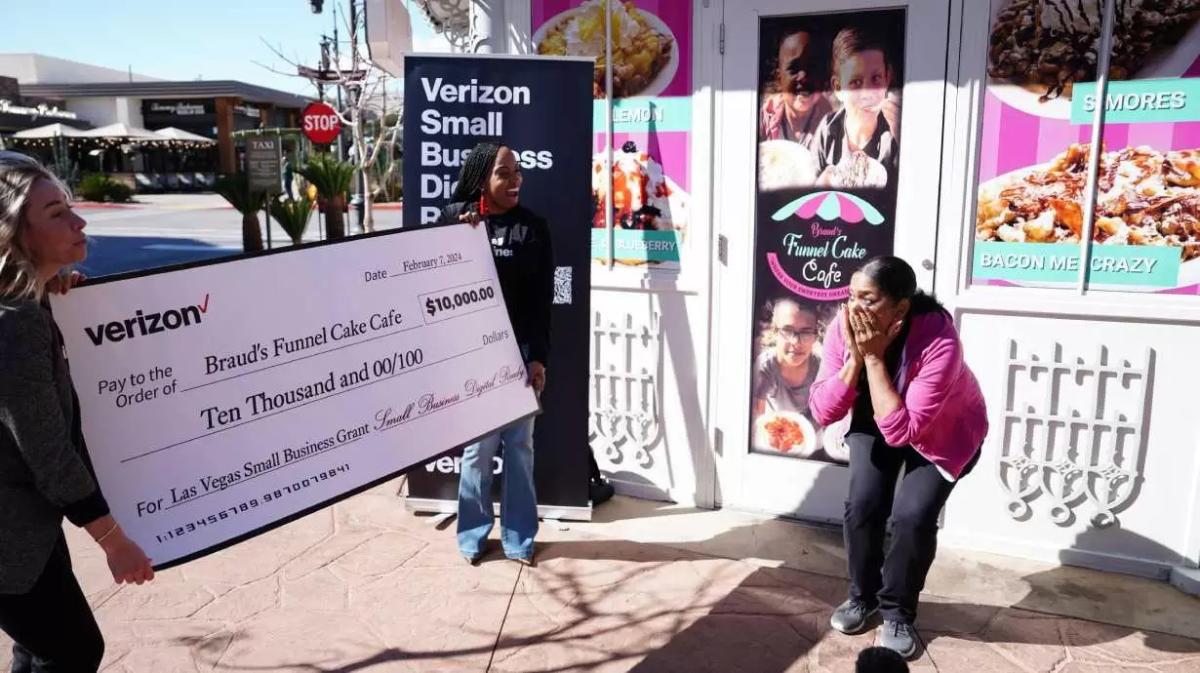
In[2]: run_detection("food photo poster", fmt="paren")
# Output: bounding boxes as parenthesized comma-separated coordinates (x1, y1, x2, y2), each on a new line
(975, 0, 1200, 293)
(533, 0, 692, 267)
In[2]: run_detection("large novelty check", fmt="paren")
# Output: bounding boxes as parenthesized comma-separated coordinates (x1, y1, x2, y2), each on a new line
(51, 224, 538, 568)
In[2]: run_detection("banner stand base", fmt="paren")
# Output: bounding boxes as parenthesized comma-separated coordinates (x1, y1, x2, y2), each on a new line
(404, 497, 593, 522)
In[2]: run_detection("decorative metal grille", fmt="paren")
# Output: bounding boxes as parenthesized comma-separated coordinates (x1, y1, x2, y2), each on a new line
(589, 312, 662, 468)
(998, 340, 1152, 528)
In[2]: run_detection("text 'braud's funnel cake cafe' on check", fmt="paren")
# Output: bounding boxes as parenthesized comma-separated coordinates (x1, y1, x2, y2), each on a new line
(466, 0, 1200, 593)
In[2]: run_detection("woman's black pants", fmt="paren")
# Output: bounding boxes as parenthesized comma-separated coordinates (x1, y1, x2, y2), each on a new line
(844, 430, 978, 625)
(0, 535, 104, 673)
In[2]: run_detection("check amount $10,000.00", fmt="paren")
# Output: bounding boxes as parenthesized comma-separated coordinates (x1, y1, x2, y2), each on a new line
(422, 281, 497, 320)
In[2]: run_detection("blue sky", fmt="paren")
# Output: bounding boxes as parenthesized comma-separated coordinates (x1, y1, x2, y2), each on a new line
(2, 0, 448, 95)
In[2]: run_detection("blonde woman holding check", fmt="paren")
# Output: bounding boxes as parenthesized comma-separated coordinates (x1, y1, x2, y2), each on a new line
(0, 152, 154, 673)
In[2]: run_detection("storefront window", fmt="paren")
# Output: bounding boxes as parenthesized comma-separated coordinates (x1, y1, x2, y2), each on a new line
(1078, 5, 1200, 294)
(972, 0, 1200, 295)
(747, 9, 906, 465)
(971, 0, 1100, 291)
(531, 0, 692, 272)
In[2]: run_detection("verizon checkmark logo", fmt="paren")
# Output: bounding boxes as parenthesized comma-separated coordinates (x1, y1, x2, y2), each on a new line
(84, 294, 210, 346)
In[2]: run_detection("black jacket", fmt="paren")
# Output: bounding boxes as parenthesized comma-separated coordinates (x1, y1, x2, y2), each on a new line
(437, 202, 555, 366)
(0, 301, 110, 593)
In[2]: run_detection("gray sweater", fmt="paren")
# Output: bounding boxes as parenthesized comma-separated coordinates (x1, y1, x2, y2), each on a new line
(0, 300, 109, 594)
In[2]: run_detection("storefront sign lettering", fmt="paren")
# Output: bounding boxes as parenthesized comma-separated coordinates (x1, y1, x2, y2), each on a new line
(589, 229, 678, 262)
(766, 253, 848, 300)
(1082, 90, 1186, 114)
(590, 98, 694, 132)
(780, 233, 868, 261)
(148, 102, 206, 116)
(234, 105, 261, 119)
(1072, 79, 1200, 124)
(0, 99, 77, 120)
(972, 242, 1181, 287)
(405, 60, 571, 226)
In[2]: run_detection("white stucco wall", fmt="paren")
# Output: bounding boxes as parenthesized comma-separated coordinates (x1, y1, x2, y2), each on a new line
(0, 53, 159, 84)
(941, 312, 1200, 579)
(64, 97, 145, 128)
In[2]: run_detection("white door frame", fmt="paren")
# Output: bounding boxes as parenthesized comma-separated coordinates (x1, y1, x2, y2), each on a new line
(711, 0, 953, 520)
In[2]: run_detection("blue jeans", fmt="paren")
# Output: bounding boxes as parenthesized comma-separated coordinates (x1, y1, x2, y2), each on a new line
(456, 415, 538, 559)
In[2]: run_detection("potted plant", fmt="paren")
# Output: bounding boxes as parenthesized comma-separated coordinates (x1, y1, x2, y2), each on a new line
(77, 174, 134, 203)
(214, 174, 266, 252)
(269, 196, 316, 246)
(298, 154, 355, 240)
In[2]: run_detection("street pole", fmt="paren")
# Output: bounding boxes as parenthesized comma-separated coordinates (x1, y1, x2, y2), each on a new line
(317, 36, 328, 101)
(349, 0, 365, 233)
(332, 3, 345, 163)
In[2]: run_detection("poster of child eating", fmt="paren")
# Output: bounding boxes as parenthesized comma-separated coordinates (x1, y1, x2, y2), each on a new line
(748, 10, 906, 464)
(749, 299, 848, 462)
(757, 12, 904, 191)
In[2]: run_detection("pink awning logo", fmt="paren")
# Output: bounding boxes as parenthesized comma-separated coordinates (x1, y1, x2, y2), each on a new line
(771, 191, 884, 225)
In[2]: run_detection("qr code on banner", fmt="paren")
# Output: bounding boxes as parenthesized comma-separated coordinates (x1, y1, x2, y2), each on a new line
(553, 266, 572, 305)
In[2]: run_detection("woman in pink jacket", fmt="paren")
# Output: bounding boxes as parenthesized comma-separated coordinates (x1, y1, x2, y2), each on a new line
(809, 256, 987, 659)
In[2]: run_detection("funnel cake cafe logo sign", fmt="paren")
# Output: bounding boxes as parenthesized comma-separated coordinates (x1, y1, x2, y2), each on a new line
(746, 185, 894, 465)
(751, 8, 904, 305)
(767, 191, 883, 301)
(744, 8, 904, 466)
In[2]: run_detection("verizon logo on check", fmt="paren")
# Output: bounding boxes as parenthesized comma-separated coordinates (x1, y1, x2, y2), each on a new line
(85, 294, 210, 346)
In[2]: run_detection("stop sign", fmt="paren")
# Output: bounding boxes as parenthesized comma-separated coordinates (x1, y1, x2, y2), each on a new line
(301, 102, 341, 144)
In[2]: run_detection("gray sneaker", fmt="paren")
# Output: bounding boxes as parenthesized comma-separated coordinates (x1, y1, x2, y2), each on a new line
(829, 599, 878, 634)
(880, 620, 918, 659)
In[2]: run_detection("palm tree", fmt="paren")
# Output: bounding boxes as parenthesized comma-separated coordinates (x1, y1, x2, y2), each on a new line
(269, 196, 316, 246)
(298, 154, 355, 240)
(215, 174, 265, 252)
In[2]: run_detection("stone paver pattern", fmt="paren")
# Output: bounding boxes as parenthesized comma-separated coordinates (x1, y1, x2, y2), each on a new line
(2, 484, 1198, 672)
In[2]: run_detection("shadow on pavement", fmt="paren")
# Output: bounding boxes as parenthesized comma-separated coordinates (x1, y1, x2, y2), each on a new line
(525, 529, 1199, 672)
(149, 491, 1200, 672)
(499, 472, 1200, 672)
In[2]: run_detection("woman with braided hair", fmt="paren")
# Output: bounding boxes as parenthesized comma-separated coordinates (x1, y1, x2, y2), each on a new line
(437, 140, 554, 566)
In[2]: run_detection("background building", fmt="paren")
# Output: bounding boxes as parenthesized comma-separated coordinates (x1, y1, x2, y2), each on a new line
(0, 53, 310, 173)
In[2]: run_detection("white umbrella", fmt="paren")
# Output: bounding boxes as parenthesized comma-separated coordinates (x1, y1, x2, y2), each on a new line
(78, 123, 159, 175)
(11, 123, 87, 174)
(152, 127, 216, 144)
(80, 122, 159, 140)
(13, 123, 87, 139)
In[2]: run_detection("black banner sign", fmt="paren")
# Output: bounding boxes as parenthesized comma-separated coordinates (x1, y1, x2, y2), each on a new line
(402, 55, 594, 517)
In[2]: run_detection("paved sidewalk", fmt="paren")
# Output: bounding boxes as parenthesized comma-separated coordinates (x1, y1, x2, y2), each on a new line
(3, 485, 1198, 672)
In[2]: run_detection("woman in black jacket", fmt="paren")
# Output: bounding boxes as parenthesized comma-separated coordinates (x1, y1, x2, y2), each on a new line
(439, 140, 554, 566)
(0, 152, 154, 672)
